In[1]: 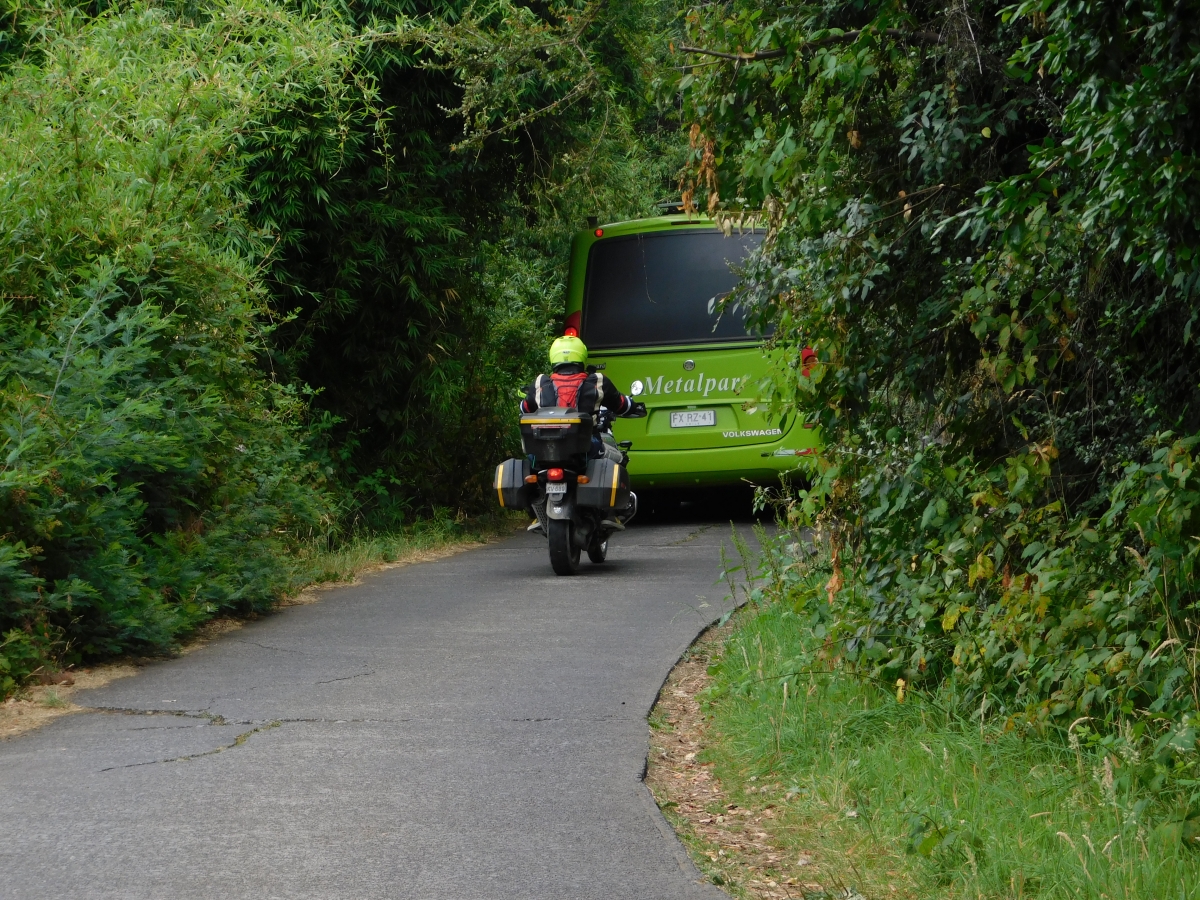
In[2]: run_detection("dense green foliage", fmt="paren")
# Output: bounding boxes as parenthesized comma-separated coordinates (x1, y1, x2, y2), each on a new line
(0, 1, 355, 692)
(0, 0, 679, 690)
(247, 0, 681, 519)
(675, 0, 1200, 794)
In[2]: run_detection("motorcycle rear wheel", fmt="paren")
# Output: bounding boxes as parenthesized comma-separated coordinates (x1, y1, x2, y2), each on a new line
(587, 535, 608, 564)
(548, 519, 580, 575)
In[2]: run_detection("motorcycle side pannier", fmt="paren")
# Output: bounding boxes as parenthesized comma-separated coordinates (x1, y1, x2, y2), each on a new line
(494, 458, 534, 509)
(519, 408, 593, 464)
(576, 458, 630, 511)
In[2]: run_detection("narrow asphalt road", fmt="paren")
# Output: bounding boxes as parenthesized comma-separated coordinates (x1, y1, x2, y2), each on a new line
(1, 520, 751, 899)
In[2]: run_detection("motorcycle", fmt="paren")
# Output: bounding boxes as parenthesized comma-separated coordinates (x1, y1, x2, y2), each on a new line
(494, 405, 645, 575)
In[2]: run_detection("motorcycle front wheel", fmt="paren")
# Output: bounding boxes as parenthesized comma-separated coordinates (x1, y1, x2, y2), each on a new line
(548, 519, 581, 575)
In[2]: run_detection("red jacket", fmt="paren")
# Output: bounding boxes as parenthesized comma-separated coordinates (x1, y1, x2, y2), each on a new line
(520, 365, 633, 416)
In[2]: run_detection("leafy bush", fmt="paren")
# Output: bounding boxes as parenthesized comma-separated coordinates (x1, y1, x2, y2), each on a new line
(0, 0, 355, 683)
(674, 0, 1200, 778)
(786, 434, 1200, 767)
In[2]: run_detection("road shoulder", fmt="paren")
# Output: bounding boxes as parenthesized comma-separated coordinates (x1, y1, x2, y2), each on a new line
(646, 624, 833, 900)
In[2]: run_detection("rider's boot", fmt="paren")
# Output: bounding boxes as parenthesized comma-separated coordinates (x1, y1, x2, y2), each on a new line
(601, 492, 637, 529)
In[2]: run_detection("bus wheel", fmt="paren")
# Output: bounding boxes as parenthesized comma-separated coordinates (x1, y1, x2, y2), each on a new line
(587, 535, 608, 564)
(548, 519, 580, 575)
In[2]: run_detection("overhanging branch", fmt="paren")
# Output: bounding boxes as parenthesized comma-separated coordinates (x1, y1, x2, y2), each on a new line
(679, 27, 945, 62)
(678, 45, 786, 61)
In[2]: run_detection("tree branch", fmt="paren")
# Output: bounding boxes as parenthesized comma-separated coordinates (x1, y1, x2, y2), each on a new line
(679, 28, 945, 62)
(678, 45, 785, 61)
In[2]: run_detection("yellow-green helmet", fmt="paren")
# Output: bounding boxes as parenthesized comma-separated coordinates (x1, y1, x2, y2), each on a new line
(549, 334, 587, 366)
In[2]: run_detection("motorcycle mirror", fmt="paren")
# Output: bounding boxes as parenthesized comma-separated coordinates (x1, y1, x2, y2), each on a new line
(618, 441, 632, 450)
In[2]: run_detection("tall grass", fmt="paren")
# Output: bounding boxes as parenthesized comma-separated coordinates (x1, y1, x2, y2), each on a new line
(300, 511, 521, 587)
(699, 533, 1200, 899)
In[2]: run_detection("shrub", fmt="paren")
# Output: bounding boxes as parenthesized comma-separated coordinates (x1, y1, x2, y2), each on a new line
(672, 0, 1200, 795)
(0, 0, 355, 683)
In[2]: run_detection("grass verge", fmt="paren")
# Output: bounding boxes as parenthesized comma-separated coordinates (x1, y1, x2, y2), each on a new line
(648, 535, 1200, 900)
(295, 510, 523, 590)
(647, 623, 825, 899)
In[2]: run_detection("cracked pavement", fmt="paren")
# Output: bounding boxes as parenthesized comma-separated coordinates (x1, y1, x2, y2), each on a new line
(0, 521, 748, 899)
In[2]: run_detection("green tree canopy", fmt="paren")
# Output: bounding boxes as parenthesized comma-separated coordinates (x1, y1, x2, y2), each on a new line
(673, 0, 1200, 766)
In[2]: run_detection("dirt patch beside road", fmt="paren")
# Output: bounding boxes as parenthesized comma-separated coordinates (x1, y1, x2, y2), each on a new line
(0, 665, 139, 741)
(645, 625, 834, 900)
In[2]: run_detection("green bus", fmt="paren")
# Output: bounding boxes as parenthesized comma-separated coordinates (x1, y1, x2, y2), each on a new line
(562, 213, 819, 491)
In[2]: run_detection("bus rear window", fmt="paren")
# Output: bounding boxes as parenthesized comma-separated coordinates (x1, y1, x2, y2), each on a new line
(581, 230, 765, 349)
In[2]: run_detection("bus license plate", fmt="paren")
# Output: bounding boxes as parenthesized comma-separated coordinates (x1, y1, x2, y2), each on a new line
(670, 410, 716, 428)
(545, 482, 568, 496)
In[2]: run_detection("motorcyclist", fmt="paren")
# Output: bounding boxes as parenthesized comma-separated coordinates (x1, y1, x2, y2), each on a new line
(520, 334, 646, 464)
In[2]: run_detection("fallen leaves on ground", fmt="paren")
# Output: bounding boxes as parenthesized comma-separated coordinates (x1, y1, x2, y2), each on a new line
(0, 665, 138, 740)
(645, 625, 826, 899)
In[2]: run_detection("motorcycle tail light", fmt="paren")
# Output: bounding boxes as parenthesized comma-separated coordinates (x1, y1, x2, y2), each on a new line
(524, 474, 538, 484)
(547, 468, 564, 481)
(576, 475, 590, 484)
(801, 346, 817, 377)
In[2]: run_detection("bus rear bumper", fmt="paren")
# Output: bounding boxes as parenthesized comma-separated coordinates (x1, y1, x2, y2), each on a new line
(625, 438, 821, 489)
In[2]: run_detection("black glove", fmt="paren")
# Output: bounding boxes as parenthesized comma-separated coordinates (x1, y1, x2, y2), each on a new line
(627, 401, 648, 418)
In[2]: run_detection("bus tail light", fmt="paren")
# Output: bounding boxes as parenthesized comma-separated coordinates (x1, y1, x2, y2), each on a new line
(547, 468, 565, 481)
(564, 311, 581, 335)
